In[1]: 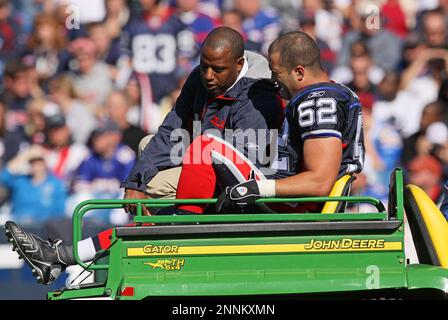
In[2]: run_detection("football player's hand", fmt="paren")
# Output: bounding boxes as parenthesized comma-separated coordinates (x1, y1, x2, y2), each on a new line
(216, 177, 276, 213)
(123, 188, 151, 216)
(216, 179, 261, 213)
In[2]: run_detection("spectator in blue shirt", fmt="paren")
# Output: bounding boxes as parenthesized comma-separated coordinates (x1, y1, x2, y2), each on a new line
(68, 120, 135, 225)
(0, 145, 66, 225)
(74, 120, 135, 197)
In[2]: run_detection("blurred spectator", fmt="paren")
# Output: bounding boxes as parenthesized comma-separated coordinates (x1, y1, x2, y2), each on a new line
(1, 60, 33, 132)
(421, 8, 447, 49)
(42, 112, 89, 189)
(425, 121, 448, 146)
(345, 46, 378, 110)
(103, 0, 131, 40)
(233, 0, 281, 55)
(122, 71, 166, 133)
(121, 0, 196, 105)
(21, 13, 70, 83)
(302, 0, 343, 53)
(408, 154, 443, 202)
(438, 74, 448, 113)
(399, 48, 448, 106)
(197, 0, 224, 20)
(0, 0, 25, 62)
(354, 104, 386, 203)
(331, 40, 384, 87)
(439, 182, 448, 220)
(157, 68, 189, 120)
(439, 0, 448, 15)
(263, 0, 299, 33)
(402, 101, 445, 166)
(175, 0, 220, 51)
(53, 0, 87, 41)
(10, 0, 54, 35)
(372, 71, 426, 138)
(25, 98, 52, 145)
(368, 116, 403, 201)
(48, 73, 97, 144)
(0, 100, 27, 166)
(70, 120, 135, 225)
(0, 144, 67, 225)
(68, 37, 114, 111)
(381, 0, 408, 38)
(105, 90, 148, 154)
(299, 9, 336, 74)
(338, 2, 403, 71)
(123, 74, 143, 127)
(221, 9, 260, 52)
(85, 22, 130, 87)
(399, 33, 427, 71)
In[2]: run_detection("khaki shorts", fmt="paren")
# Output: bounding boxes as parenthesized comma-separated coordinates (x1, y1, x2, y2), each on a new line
(138, 135, 181, 199)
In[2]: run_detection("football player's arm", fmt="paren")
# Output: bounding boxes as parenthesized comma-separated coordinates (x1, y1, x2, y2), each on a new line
(275, 137, 342, 197)
(215, 136, 342, 212)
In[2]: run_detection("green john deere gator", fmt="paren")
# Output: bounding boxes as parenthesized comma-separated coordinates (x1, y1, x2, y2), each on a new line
(47, 168, 448, 300)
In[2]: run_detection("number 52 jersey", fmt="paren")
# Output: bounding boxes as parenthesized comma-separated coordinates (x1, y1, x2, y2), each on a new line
(271, 82, 365, 179)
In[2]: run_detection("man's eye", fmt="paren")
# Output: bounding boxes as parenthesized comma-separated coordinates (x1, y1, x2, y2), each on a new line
(213, 68, 224, 73)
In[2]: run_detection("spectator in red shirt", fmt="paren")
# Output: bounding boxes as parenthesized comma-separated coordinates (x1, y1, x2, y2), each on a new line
(381, 0, 408, 39)
(408, 155, 443, 202)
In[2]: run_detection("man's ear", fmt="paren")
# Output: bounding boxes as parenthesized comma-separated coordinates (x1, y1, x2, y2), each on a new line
(293, 66, 305, 81)
(236, 56, 245, 72)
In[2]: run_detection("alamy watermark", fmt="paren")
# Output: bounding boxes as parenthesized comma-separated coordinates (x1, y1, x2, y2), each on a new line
(168, 121, 280, 176)
(65, 5, 80, 30)
(364, 4, 381, 30)
(365, 265, 381, 289)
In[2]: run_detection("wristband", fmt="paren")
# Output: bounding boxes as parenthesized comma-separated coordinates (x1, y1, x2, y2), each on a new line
(257, 179, 276, 198)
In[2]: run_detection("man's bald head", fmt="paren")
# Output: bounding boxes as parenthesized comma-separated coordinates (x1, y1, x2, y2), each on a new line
(202, 27, 244, 60)
(268, 31, 327, 99)
(269, 31, 323, 74)
(199, 27, 245, 97)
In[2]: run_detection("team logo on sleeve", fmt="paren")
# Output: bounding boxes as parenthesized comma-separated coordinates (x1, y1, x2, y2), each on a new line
(308, 91, 326, 98)
(236, 187, 248, 196)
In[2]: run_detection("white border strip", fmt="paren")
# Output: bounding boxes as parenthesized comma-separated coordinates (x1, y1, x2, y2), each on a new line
(301, 129, 342, 139)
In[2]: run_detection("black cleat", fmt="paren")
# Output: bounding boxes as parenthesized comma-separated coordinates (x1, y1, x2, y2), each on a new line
(4, 221, 73, 285)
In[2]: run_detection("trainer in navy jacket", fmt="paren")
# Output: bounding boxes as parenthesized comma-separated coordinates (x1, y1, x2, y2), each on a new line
(121, 58, 284, 192)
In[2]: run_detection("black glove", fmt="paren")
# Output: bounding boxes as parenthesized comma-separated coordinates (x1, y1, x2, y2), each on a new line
(216, 179, 261, 213)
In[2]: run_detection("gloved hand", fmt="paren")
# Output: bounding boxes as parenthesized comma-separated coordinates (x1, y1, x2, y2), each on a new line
(216, 177, 276, 213)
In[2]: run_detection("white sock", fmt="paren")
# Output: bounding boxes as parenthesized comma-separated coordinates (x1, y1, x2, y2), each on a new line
(77, 237, 97, 262)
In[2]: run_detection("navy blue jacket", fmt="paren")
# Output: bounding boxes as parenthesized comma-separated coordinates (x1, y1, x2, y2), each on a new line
(121, 67, 284, 191)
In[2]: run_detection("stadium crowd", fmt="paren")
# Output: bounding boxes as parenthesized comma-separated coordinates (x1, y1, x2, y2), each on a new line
(1, 0, 448, 238)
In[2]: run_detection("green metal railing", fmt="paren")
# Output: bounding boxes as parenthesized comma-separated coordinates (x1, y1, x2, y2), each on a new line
(72, 196, 386, 269)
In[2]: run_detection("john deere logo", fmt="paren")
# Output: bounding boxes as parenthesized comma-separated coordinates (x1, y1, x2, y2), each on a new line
(304, 239, 386, 250)
(236, 187, 248, 196)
